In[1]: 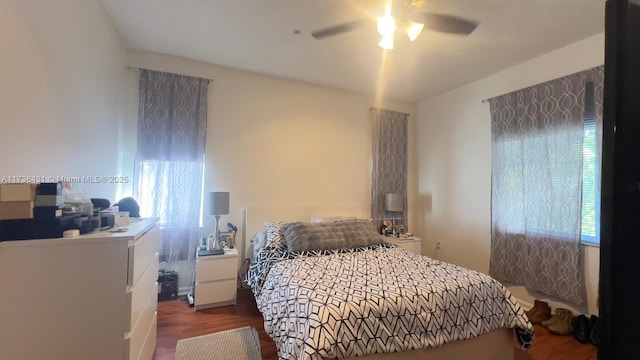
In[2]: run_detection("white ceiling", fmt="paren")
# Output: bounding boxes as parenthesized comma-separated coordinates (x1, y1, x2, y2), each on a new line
(99, 0, 605, 103)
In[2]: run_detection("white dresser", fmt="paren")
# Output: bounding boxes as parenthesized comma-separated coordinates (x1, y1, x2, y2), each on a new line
(0, 218, 160, 360)
(195, 248, 238, 310)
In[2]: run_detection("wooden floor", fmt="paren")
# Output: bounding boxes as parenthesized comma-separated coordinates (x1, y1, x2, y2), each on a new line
(154, 288, 597, 360)
(154, 288, 277, 360)
(514, 325, 597, 360)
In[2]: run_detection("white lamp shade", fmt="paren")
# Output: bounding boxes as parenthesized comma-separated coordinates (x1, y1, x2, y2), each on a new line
(385, 193, 403, 212)
(378, 36, 394, 50)
(210, 192, 229, 215)
(406, 21, 424, 41)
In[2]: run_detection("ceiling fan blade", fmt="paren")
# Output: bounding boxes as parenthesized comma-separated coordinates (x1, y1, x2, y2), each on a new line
(311, 20, 370, 39)
(420, 13, 479, 35)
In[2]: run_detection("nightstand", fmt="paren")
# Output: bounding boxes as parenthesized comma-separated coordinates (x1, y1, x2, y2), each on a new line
(386, 236, 422, 255)
(195, 248, 238, 310)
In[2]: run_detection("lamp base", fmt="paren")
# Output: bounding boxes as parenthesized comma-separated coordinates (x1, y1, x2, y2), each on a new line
(208, 214, 222, 251)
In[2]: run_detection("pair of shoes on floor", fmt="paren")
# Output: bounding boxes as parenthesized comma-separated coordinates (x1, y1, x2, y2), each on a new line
(525, 299, 552, 324)
(573, 314, 600, 346)
(542, 308, 575, 335)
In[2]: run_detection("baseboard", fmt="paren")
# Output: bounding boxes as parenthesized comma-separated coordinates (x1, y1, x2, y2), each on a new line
(178, 286, 191, 296)
(513, 295, 534, 311)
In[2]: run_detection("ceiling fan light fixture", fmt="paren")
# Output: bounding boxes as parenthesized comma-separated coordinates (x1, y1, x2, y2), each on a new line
(377, 14, 396, 37)
(406, 21, 424, 41)
(378, 35, 394, 50)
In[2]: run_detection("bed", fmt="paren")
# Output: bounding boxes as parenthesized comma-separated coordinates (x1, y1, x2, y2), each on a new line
(243, 206, 533, 360)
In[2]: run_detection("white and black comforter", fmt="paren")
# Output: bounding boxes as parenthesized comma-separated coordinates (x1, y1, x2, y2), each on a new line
(248, 242, 534, 360)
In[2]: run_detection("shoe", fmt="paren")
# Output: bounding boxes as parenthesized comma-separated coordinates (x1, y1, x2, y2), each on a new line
(572, 314, 590, 343)
(542, 308, 572, 328)
(541, 307, 563, 328)
(589, 315, 600, 346)
(548, 308, 575, 335)
(525, 300, 552, 324)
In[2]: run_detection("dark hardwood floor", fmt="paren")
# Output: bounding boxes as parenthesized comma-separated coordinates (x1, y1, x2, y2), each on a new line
(154, 288, 277, 360)
(514, 325, 597, 360)
(154, 288, 597, 360)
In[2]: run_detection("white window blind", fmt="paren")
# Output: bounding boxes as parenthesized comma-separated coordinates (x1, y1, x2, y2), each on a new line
(581, 81, 600, 244)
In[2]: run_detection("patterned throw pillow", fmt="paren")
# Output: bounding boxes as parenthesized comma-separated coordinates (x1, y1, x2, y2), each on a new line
(309, 216, 357, 223)
(264, 221, 287, 248)
(283, 219, 384, 252)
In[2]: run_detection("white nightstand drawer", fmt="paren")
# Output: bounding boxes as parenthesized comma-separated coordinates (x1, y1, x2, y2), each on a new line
(195, 279, 237, 307)
(386, 237, 422, 255)
(196, 256, 237, 282)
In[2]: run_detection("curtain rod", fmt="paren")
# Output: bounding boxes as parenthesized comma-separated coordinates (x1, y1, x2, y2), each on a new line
(369, 107, 410, 116)
(127, 66, 215, 82)
(480, 64, 604, 104)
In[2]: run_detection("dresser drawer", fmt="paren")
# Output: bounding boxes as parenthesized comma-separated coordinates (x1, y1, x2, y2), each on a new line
(137, 311, 157, 360)
(125, 286, 157, 360)
(195, 279, 237, 307)
(128, 224, 160, 287)
(196, 256, 237, 282)
(126, 253, 159, 333)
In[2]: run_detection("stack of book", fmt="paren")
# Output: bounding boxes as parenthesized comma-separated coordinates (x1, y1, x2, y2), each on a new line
(0, 183, 37, 220)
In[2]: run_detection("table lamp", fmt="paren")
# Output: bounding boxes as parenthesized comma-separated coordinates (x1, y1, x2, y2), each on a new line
(385, 193, 403, 236)
(210, 191, 230, 241)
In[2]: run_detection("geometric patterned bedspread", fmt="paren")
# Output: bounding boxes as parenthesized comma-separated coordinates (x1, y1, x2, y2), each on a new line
(248, 242, 534, 360)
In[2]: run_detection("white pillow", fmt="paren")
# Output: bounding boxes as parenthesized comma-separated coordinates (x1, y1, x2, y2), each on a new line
(251, 230, 268, 260)
(309, 216, 357, 223)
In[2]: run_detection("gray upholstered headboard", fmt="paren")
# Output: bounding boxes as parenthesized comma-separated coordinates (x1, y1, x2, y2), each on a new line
(243, 205, 367, 261)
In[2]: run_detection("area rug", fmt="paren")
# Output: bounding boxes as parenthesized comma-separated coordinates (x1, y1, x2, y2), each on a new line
(175, 326, 262, 360)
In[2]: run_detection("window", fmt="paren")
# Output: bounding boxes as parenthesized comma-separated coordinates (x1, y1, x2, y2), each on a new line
(489, 67, 602, 306)
(492, 82, 600, 243)
(136, 159, 206, 228)
(134, 69, 209, 262)
(581, 82, 600, 244)
(493, 132, 583, 237)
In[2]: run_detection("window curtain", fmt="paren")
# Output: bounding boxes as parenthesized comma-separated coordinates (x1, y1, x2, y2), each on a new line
(371, 107, 408, 231)
(134, 69, 209, 262)
(488, 66, 602, 306)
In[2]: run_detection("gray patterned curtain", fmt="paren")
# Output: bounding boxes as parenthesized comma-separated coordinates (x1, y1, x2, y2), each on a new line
(489, 66, 603, 306)
(371, 108, 408, 232)
(134, 69, 209, 262)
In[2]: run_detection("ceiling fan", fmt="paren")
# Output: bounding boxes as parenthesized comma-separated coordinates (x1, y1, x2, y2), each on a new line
(310, 0, 479, 50)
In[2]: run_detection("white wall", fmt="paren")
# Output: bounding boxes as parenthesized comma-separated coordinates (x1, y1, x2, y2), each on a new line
(124, 51, 417, 291)
(0, 0, 126, 199)
(416, 33, 604, 316)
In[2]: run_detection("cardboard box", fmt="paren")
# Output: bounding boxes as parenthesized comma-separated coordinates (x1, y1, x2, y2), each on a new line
(0, 201, 34, 220)
(0, 184, 37, 202)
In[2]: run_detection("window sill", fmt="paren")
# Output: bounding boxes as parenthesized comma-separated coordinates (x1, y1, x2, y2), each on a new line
(580, 241, 600, 248)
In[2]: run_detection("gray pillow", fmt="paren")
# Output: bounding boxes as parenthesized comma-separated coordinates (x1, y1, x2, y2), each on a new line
(283, 219, 384, 252)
